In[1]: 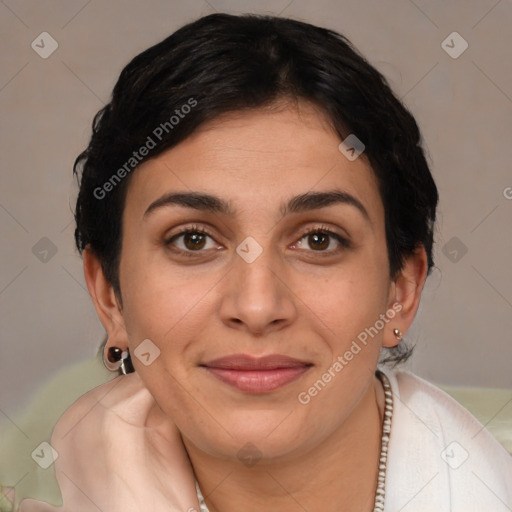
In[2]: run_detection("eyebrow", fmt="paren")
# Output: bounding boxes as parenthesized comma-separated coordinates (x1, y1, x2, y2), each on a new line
(143, 190, 370, 223)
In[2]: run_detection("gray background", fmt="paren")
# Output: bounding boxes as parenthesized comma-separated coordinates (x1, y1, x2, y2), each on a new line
(1, 0, 511, 417)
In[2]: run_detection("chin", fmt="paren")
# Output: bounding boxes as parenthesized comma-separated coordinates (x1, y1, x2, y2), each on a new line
(194, 412, 311, 460)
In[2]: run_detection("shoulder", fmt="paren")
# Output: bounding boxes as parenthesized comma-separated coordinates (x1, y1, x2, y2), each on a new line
(18, 374, 156, 511)
(390, 370, 509, 446)
(381, 369, 512, 511)
(52, 372, 153, 440)
(48, 373, 155, 504)
(20, 373, 200, 511)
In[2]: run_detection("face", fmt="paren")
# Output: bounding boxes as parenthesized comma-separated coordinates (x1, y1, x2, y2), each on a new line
(114, 101, 397, 462)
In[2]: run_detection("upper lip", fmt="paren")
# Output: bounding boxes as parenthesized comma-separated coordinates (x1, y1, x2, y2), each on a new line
(201, 354, 312, 370)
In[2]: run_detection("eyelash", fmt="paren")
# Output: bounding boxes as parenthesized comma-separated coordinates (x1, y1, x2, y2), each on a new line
(165, 225, 212, 258)
(165, 224, 351, 258)
(299, 226, 351, 252)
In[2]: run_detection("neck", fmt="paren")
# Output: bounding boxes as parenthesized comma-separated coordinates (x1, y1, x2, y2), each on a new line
(185, 374, 385, 512)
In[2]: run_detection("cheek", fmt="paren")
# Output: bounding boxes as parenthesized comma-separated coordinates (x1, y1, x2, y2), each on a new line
(301, 261, 390, 342)
(119, 249, 217, 344)
(119, 278, 212, 421)
(291, 271, 389, 428)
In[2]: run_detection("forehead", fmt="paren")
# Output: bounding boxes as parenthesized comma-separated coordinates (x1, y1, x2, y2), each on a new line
(124, 102, 384, 225)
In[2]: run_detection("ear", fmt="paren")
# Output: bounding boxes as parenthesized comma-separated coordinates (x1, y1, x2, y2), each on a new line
(83, 246, 129, 351)
(382, 245, 428, 348)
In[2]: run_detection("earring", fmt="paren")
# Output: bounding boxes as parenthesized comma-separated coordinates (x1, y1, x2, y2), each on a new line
(393, 329, 403, 341)
(103, 346, 133, 375)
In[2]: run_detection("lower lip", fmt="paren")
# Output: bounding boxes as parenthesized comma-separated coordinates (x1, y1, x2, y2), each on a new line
(205, 366, 310, 393)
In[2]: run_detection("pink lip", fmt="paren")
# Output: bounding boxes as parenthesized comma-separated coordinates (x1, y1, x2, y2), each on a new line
(201, 354, 312, 393)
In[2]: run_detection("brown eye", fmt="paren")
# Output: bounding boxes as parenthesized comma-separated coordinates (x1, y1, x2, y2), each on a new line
(307, 232, 329, 250)
(165, 226, 220, 256)
(295, 227, 350, 253)
(183, 232, 207, 250)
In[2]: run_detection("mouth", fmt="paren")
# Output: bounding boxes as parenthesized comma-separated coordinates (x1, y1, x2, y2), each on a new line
(200, 354, 313, 393)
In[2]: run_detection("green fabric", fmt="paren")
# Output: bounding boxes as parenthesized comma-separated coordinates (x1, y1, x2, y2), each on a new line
(439, 385, 512, 454)
(0, 491, 13, 512)
(1, 358, 511, 510)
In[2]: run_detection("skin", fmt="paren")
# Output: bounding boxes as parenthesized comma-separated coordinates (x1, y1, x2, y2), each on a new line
(84, 99, 428, 512)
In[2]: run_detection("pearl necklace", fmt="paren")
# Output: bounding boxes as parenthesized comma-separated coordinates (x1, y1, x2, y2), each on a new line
(195, 370, 394, 512)
(373, 370, 393, 511)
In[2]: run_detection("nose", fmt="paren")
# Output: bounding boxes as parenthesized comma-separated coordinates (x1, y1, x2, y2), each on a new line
(218, 245, 297, 336)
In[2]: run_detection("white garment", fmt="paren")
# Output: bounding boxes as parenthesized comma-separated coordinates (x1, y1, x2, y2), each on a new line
(383, 370, 512, 511)
(17, 370, 512, 512)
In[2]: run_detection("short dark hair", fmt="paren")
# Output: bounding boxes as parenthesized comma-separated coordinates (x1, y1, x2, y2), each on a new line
(74, 13, 438, 365)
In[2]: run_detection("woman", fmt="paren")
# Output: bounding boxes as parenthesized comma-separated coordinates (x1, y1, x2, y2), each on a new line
(17, 12, 512, 512)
